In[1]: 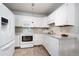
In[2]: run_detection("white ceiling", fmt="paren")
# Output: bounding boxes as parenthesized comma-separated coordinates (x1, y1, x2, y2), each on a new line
(4, 3, 63, 15)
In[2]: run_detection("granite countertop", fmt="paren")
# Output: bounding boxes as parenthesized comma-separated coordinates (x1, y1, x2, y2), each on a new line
(48, 34, 77, 40)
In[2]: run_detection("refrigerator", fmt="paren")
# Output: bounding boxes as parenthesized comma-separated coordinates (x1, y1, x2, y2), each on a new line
(0, 32, 15, 56)
(0, 4, 15, 56)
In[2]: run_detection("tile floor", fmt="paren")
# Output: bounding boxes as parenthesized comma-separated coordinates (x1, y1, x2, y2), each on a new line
(14, 45, 50, 56)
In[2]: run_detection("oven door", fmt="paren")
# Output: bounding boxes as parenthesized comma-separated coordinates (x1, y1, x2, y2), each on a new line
(20, 35, 34, 45)
(22, 36, 33, 42)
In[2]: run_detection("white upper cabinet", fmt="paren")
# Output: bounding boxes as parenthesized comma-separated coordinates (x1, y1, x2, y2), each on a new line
(15, 15, 39, 27)
(48, 3, 75, 26)
(30, 17, 49, 27)
(15, 15, 49, 28)
(66, 4, 75, 25)
(16, 15, 35, 27)
(48, 10, 56, 24)
(55, 4, 67, 26)
(32, 18, 42, 27)
(40, 17, 49, 27)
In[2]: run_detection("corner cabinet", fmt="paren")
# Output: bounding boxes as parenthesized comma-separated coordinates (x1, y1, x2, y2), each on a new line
(48, 3, 75, 26)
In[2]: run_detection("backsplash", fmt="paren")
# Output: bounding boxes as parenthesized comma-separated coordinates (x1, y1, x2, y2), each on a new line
(32, 28, 49, 34)
(15, 27, 49, 34)
(49, 26, 74, 35)
(15, 26, 74, 35)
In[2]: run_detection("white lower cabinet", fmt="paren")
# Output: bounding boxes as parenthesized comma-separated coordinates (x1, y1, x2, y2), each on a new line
(48, 37, 59, 56)
(43, 35, 75, 56)
(33, 34, 43, 45)
(59, 39, 75, 56)
(15, 35, 21, 47)
(15, 34, 76, 56)
(43, 35, 59, 56)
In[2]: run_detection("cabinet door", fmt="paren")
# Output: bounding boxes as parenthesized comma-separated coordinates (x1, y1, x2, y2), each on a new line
(23, 22, 31, 27)
(15, 15, 23, 27)
(66, 3, 75, 25)
(43, 36, 59, 56)
(32, 20, 41, 27)
(42, 35, 51, 53)
(33, 34, 43, 45)
(48, 12, 55, 24)
(41, 17, 49, 27)
(55, 4, 67, 26)
(55, 3, 75, 26)
(59, 39, 75, 56)
(15, 35, 20, 47)
(48, 37, 59, 56)
(15, 20, 22, 26)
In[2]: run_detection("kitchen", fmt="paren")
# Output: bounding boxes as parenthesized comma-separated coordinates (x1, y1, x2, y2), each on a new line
(0, 3, 79, 56)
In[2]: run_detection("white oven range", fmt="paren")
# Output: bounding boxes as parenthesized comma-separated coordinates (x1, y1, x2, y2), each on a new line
(20, 34, 34, 48)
